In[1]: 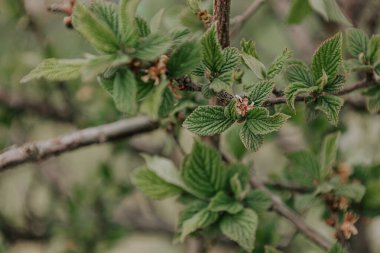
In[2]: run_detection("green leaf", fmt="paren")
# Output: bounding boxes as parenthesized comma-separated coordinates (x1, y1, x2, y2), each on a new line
(362, 179, 380, 216)
(239, 123, 264, 151)
(183, 106, 235, 136)
(139, 81, 166, 118)
(118, 0, 140, 47)
(180, 207, 219, 241)
(135, 16, 151, 37)
(158, 87, 176, 118)
(149, 8, 165, 33)
(320, 132, 340, 179)
(227, 164, 250, 194)
(265, 246, 282, 253)
(97, 77, 114, 96)
(328, 244, 348, 253)
(92, 0, 119, 34)
(209, 72, 233, 93)
(133, 168, 182, 199)
(286, 151, 320, 187)
(72, 1, 119, 53)
(324, 74, 345, 93)
(285, 63, 314, 86)
(230, 174, 244, 200)
(113, 70, 137, 114)
(81, 54, 130, 81)
(267, 48, 291, 79)
(240, 39, 259, 59)
(309, 0, 351, 26)
(167, 41, 202, 78)
(208, 192, 244, 214)
(249, 80, 274, 106)
(245, 108, 289, 135)
(241, 53, 267, 79)
(367, 35, 380, 64)
(312, 32, 343, 82)
(224, 125, 247, 160)
(220, 47, 240, 73)
(21, 59, 85, 83)
(134, 34, 172, 61)
(220, 208, 258, 252)
(285, 82, 318, 110)
(181, 141, 227, 198)
(287, 0, 312, 24)
(335, 183, 366, 202)
(245, 190, 272, 213)
(201, 26, 224, 73)
(364, 86, 380, 114)
(345, 28, 369, 57)
(315, 95, 344, 126)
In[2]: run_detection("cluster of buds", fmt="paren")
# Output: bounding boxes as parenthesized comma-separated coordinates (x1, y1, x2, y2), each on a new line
(196, 10, 213, 26)
(141, 55, 169, 85)
(339, 212, 359, 239)
(48, 0, 76, 28)
(235, 95, 254, 117)
(324, 193, 350, 211)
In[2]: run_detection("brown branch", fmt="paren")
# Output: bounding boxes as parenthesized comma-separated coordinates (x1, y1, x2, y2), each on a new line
(0, 116, 158, 172)
(250, 177, 333, 250)
(0, 89, 74, 122)
(213, 0, 231, 48)
(230, 0, 266, 36)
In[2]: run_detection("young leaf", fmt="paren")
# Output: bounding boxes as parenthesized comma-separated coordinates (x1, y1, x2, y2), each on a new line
(309, 0, 351, 26)
(240, 39, 259, 59)
(366, 35, 380, 64)
(135, 16, 151, 37)
(158, 87, 176, 118)
(364, 86, 380, 114)
(183, 106, 235, 136)
(286, 151, 320, 187)
(312, 33, 342, 82)
(118, 0, 140, 47)
(245, 190, 272, 213)
(220, 47, 240, 73)
(241, 53, 267, 79)
(224, 125, 247, 160)
(285, 82, 318, 110)
(92, 0, 119, 34)
(98, 77, 114, 96)
(133, 168, 182, 199)
(208, 191, 244, 214)
(181, 141, 227, 198)
(149, 8, 165, 33)
(249, 80, 275, 106)
(81, 54, 130, 81)
(315, 95, 344, 126)
(286, 63, 314, 86)
(167, 41, 202, 78)
(201, 26, 224, 73)
(324, 74, 345, 93)
(245, 108, 289, 135)
(220, 208, 258, 252)
(21, 59, 85, 83)
(239, 123, 264, 151)
(209, 75, 233, 93)
(134, 34, 172, 61)
(287, 0, 312, 24)
(345, 28, 369, 57)
(267, 48, 291, 79)
(227, 164, 250, 193)
(180, 208, 219, 241)
(72, 1, 119, 53)
(328, 244, 348, 253)
(335, 183, 366, 202)
(265, 246, 282, 253)
(113, 70, 137, 114)
(320, 132, 340, 179)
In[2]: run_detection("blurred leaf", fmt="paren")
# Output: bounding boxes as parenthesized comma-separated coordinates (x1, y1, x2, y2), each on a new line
(113, 70, 137, 114)
(241, 53, 267, 79)
(309, 0, 351, 26)
(21, 59, 85, 83)
(366, 35, 380, 64)
(335, 183, 366, 202)
(362, 179, 380, 216)
(328, 243, 348, 253)
(224, 125, 247, 160)
(118, 0, 140, 47)
(315, 95, 343, 126)
(73, 1, 119, 53)
(150, 8, 165, 33)
(135, 16, 151, 37)
(267, 48, 291, 79)
(286, 151, 320, 187)
(92, 0, 119, 34)
(265, 246, 282, 253)
(245, 190, 272, 213)
(208, 191, 244, 214)
(167, 41, 202, 78)
(241, 39, 259, 59)
(158, 87, 176, 117)
(134, 34, 172, 61)
(287, 0, 312, 24)
(220, 208, 258, 252)
(364, 86, 380, 114)
(320, 132, 340, 179)
(345, 28, 369, 58)
(81, 54, 130, 81)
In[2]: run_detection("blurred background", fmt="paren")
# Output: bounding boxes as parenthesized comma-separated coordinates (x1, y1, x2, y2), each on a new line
(0, 0, 379, 252)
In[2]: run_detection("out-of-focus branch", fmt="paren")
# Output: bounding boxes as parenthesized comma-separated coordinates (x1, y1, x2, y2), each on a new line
(0, 89, 74, 122)
(0, 116, 159, 172)
(230, 0, 266, 36)
(250, 177, 333, 250)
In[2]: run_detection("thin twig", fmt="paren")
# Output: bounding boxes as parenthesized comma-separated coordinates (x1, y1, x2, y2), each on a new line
(250, 177, 333, 250)
(230, 0, 266, 36)
(0, 89, 74, 122)
(213, 0, 231, 48)
(0, 117, 158, 172)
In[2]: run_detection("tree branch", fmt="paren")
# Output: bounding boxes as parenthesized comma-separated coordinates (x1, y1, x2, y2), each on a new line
(0, 116, 158, 172)
(213, 0, 231, 48)
(0, 89, 74, 122)
(250, 177, 333, 250)
(230, 0, 266, 36)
